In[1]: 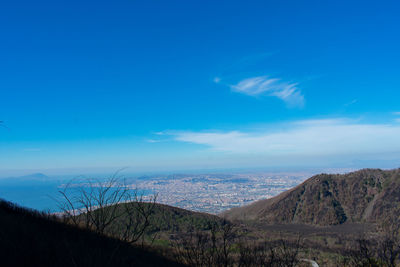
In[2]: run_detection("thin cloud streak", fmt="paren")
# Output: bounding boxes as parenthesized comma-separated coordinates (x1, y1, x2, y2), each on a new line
(23, 148, 42, 152)
(228, 76, 304, 107)
(344, 99, 358, 107)
(169, 119, 400, 157)
(146, 139, 161, 143)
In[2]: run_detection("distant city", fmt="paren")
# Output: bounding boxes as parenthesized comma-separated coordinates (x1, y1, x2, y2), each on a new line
(128, 171, 325, 214)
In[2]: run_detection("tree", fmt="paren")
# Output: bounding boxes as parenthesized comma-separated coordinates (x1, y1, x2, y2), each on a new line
(57, 173, 157, 244)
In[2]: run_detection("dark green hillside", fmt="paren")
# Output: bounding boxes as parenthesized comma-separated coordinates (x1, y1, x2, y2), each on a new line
(0, 200, 185, 267)
(130, 202, 223, 233)
(78, 201, 226, 245)
(222, 168, 400, 226)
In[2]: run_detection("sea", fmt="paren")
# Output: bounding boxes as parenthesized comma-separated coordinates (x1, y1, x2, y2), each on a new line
(0, 173, 151, 212)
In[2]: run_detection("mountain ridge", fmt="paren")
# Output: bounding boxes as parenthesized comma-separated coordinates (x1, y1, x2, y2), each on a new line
(221, 168, 400, 226)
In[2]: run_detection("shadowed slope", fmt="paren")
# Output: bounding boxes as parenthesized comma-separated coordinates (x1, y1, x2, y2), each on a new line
(0, 200, 185, 267)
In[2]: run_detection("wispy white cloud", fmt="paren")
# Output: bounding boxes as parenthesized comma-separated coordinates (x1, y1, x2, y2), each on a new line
(227, 76, 304, 107)
(146, 139, 161, 143)
(168, 119, 400, 157)
(344, 99, 358, 107)
(213, 77, 221, 83)
(393, 112, 400, 115)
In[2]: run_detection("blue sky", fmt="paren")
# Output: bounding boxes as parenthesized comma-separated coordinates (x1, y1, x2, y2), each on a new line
(1, 0, 400, 175)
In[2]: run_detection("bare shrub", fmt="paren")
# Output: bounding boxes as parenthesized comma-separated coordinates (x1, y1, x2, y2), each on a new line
(173, 221, 304, 267)
(172, 219, 237, 267)
(57, 173, 156, 244)
(341, 229, 400, 267)
(238, 235, 303, 267)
